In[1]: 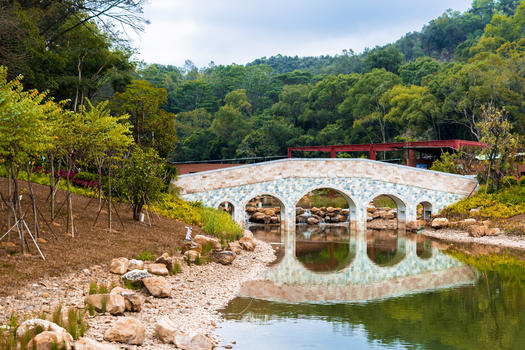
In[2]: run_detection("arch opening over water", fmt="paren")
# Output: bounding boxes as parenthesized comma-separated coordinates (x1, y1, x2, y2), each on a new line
(245, 194, 285, 227)
(295, 187, 356, 226)
(417, 201, 433, 221)
(366, 194, 406, 231)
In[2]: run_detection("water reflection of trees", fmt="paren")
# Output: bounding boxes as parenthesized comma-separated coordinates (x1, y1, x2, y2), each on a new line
(222, 268, 525, 349)
(366, 230, 405, 266)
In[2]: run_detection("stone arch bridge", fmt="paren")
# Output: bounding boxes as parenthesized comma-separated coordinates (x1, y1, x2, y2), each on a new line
(173, 159, 478, 229)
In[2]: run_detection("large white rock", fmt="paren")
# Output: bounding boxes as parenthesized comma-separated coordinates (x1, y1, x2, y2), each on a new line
(127, 259, 144, 271)
(103, 317, 146, 345)
(146, 263, 170, 276)
(122, 269, 153, 284)
(109, 257, 129, 274)
(16, 319, 69, 341)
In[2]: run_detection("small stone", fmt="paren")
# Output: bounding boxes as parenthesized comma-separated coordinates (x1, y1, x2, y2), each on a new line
(128, 259, 144, 271)
(109, 257, 129, 274)
(146, 263, 170, 276)
(211, 250, 236, 265)
(431, 217, 449, 229)
(104, 317, 146, 345)
(143, 276, 172, 297)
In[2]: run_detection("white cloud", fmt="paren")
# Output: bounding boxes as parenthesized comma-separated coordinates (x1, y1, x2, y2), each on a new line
(131, 0, 473, 67)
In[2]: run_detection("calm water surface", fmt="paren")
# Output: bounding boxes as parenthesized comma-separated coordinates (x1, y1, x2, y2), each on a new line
(216, 224, 525, 350)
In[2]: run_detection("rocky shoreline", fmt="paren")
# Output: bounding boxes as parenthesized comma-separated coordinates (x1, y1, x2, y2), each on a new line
(0, 237, 276, 349)
(422, 228, 525, 251)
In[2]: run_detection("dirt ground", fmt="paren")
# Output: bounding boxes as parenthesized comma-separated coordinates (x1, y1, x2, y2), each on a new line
(0, 177, 203, 296)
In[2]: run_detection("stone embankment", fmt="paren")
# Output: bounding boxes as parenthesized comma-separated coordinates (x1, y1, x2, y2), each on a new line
(0, 231, 276, 349)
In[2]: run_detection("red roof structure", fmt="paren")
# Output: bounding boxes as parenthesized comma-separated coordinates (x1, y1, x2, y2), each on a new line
(288, 139, 484, 167)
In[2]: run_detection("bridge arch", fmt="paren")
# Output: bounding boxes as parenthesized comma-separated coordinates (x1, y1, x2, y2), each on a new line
(242, 192, 288, 227)
(363, 191, 407, 227)
(293, 186, 357, 224)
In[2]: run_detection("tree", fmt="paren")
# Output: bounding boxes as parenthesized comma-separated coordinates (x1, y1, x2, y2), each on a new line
(477, 104, 521, 191)
(365, 46, 405, 74)
(117, 147, 165, 221)
(111, 80, 177, 158)
(0, 66, 61, 251)
(398, 57, 440, 86)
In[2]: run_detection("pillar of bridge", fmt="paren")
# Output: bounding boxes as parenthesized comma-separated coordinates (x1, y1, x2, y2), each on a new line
(405, 202, 418, 222)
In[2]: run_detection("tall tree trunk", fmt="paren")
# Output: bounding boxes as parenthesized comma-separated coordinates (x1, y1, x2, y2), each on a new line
(26, 163, 39, 238)
(97, 159, 103, 211)
(107, 167, 112, 233)
(49, 153, 55, 220)
(10, 163, 24, 254)
(6, 162, 12, 231)
(66, 160, 75, 237)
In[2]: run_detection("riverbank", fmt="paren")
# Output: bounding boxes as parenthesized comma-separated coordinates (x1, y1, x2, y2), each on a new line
(0, 239, 276, 349)
(422, 228, 525, 251)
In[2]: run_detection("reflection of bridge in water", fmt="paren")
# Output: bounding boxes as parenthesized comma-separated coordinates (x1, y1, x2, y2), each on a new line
(239, 229, 477, 303)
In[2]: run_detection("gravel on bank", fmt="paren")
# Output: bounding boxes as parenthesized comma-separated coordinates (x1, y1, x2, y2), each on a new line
(0, 240, 276, 349)
(422, 228, 525, 251)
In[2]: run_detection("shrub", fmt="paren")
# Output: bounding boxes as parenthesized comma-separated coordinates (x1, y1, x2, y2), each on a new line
(136, 251, 155, 261)
(172, 262, 181, 274)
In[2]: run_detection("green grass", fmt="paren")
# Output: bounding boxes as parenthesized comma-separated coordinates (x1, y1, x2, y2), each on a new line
(136, 250, 155, 261)
(441, 184, 525, 220)
(172, 262, 181, 274)
(446, 250, 525, 282)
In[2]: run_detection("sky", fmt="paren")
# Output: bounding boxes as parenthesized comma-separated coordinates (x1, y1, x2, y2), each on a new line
(130, 0, 473, 67)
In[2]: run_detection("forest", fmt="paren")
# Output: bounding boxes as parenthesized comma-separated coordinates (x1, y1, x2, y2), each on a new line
(1, 0, 524, 166)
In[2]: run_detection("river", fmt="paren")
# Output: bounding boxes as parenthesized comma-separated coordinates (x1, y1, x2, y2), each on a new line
(215, 224, 525, 349)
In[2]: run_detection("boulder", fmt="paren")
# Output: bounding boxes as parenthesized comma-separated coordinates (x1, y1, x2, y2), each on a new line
(296, 207, 305, 215)
(306, 217, 319, 225)
(193, 235, 222, 250)
(270, 216, 280, 224)
(460, 218, 477, 225)
(379, 210, 396, 219)
(155, 253, 175, 271)
(311, 207, 320, 214)
(155, 317, 181, 344)
(127, 259, 144, 271)
(104, 317, 146, 345)
(239, 230, 256, 251)
(486, 227, 501, 236)
(184, 250, 200, 263)
(296, 214, 310, 223)
(182, 241, 202, 254)
(468, 224, 488, 237)
(85, 294, 125, 315)
(264, 208, 275, 216)
(228, 241, 242, 255)
(122, 269, 153, 285)
(75, 337, 119, 350)
(406, 220, 426, 231)
(16, 319, 69, 342)
(212, 250, 236, 265)
(246, 206, 256, 214)
(366, 205, 376, 213)
(341, 209, 350, 215)
(143, 276, 171, 297)
(146, 263, 170, 276)
(174, 332, 213, 350)
(250, 212, 268, 223)
(274, 207, 281, 213)
(27, 331, 73, 350)
(109, 257, 129, 274)
(110, 287, 143, 312)
(256, 207, 265, 213)
(333, 215, 346, 223)
(431, 218, 449, 229)
(326, 207, 335, 213)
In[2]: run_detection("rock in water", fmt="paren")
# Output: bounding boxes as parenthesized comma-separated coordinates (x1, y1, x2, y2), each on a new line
(85, 294, 126, 315)
(109, 257, 129, 274)
(431, 218, 449, 229)
(122, 269, 153, 285)
(212, 250, 236, 265)
(28, 331, 73, 350)
(104, 317, 146, 345)
(175, 332, 213, 350)
(143, 276, 172, 297)
(127, 259, 144, 271)
(146, 263, 170, 276)
(75, 337, 119, 350)
(155, 317, 181, 344)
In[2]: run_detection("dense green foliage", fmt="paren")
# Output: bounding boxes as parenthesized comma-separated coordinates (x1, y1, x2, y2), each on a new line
(128, 0, 525, 162)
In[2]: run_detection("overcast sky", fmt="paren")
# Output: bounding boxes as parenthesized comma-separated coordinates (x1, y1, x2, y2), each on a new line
(131, 0, 473, 67)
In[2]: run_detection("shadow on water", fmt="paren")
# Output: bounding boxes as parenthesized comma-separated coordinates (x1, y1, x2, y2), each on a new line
(217, 223, 525, 350)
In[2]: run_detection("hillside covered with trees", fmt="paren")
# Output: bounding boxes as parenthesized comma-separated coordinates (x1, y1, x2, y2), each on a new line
(1, 0, 524, 165)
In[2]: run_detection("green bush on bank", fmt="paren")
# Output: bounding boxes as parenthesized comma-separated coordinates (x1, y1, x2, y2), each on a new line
(441, 184, 525, 220)
(154, 194, 243, 242)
